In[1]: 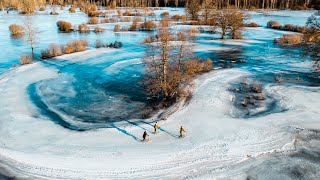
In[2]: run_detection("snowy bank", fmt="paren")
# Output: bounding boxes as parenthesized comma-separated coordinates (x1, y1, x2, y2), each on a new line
(0, 58, 319, 179)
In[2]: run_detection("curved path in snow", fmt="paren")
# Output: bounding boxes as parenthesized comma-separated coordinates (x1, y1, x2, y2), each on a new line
(0, 50, 320, 179)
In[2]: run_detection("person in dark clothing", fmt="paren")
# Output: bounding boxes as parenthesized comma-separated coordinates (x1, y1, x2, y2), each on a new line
(142, 131, 149, 141)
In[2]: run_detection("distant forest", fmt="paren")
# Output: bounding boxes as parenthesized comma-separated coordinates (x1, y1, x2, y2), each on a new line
(44, 0, 320, 9)
(0, 0, 319, 9)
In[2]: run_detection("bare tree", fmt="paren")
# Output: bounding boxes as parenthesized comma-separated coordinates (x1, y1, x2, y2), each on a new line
(24, 16, 38, 59)
(19, 0, 38, 14)
(175, 31, 195, 71)
(211, 10, 247, 39)
(201, 0, 215, 25)
(164, 0, 168, 7)
(306, 11, 320, 31)
(157, 18, 173, 98)
(186, 0, 201, 21)
(175, 0, 179, 7)
(142, 21, 212, 101)
(229, 11, 248, 39)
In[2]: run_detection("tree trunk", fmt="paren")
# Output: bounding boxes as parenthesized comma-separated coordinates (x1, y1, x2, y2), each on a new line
(31, 46, 34, 60)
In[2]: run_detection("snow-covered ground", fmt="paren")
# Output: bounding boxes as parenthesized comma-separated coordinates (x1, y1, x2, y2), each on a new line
(0, 50, 319, 178)
(0, 8, 319, 179)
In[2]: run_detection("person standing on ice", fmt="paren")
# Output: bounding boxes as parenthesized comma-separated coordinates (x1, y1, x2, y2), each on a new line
(154, 122, 160, 133)
(179, 126, 186, 138)
(142, 131, 149, 141)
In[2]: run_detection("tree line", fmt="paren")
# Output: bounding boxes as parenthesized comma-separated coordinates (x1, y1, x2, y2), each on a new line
(1, 0, 319, 9)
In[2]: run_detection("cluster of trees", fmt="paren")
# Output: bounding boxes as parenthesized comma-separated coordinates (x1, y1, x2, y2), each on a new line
(186, 3, 248, 39)
(211, 10, 248, 39)
(95, 40, 123, 48)
(100, 0, 319, 9)
(304, 11, 320, 69)
(9, 16, 39, 64)
(274, 11, 319, 69)
(57, 20, 107, 33)
(1, 0, 319, 11)
(141, 18, 212, 102)
(184, 0, 249, 39)
(192, 0, 320, 9)
(267, 20, 309, 33)
(41, 39, 88, 59)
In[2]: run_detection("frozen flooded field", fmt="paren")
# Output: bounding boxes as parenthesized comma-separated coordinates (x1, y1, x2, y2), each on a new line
(0, 7, 319, 179)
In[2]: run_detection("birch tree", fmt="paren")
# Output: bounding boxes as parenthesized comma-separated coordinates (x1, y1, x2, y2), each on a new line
(24, 16, 38, 59)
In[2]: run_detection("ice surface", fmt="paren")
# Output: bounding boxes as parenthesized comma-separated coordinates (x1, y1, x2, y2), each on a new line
(0, 8, 319, 179)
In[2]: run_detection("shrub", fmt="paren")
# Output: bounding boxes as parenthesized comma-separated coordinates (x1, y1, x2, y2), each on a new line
(101, 18, 117, 23)
(67, 39, 88, 52)
(69, 7, 76, 13)
(41, 44, 63, 59)
(282, 24, 296, 31)
(57, 21, 72, 32)
(71, 25, 77, 31)
(118, 10, 123, 16)
(100, 19, 110, 23)
(141, 20, 156, 31)
(203, 59, 213, 72)
(123, 10, 133, 16)
(291, 5, 308, 10)
(183, 58, 212, 76)
(121, 26, 129, 31)
(232, 30, 243, 39)
(267, 20, 281, 28)
(277, 34, 302, 45)
(63, 45, 74, 54)
(90, 5, 97, 11)
(135, 12, 143, 16)
(41, 50, 49, 59)
(161, 12, 169, 17)
(78, 24, 90, 33)
(80, 2, 97, 14)
(172, 14, 181, 21)
(110, 18, 118, 23)
(88, 11, 102, 17)
(110, 41, 123, 48)
(115, 41, 123, 48)
(181, 15, 187, 22)
(188, 27, 200, 34)
(143, 36, 153, 43)
(50, 11, 59, 15)
(114, 24, 120, 32)
(249, 6, 256, 10)
(88, 17, 99, 24)
(20, 54, 33, 65)
(129, 20, 140, 31)
(95, 39, 102, 48)
(9, 24, 24, 35)
(245, 22, 260, 27)
(188, 27, 200, 40)
(133, 17, 143, 22)
(94, 27, 105, 33)
(280, 24, 308, 33)
(39, 7, 46, 11)
(148, 12, 156, 17)
(19, 2, 36, 14)
(120, 17, 131, 22)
